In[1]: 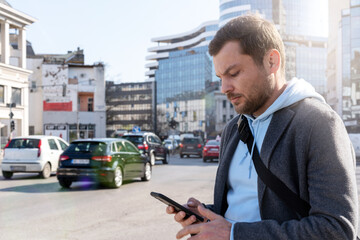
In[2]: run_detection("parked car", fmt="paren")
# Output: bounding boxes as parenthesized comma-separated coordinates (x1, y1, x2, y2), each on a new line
(121, 132, 168, 165)
(179, 137, 203, 158)
(202, 140, 220, 162)
(1, 135, 69, 179)
(56, 138, 151, 188)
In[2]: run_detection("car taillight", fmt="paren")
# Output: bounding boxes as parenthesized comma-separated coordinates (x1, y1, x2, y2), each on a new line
(197, 144, 202, 148)
(59, 155, 70, 161)
(138, 143, 149, 150)
(37, 140, 42, 157)
(203, 147, 208, 152)
(91, 156, 112, 162)
(3, 140, 10, 157)
(179, 143, 183, 148)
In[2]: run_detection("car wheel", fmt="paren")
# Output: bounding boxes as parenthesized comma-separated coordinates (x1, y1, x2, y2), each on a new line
(180, 154, 184, 158)
(203, 157, 207, 162)
(150, 152, 156, 166)
(162, 153, 168, 164)
(2, 171, 13, 179)
(141, 162, 152, 181)
(110, 166, 123, 188)
(40, 162, 51, 179)
(58, 178, 72, 188)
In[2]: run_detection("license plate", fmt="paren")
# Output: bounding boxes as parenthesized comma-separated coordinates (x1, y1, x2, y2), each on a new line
(187, 146, 194, 149)
(72, 159, 89, 164)
(209, 149, 219, 152)
(10, 166, 26, 171)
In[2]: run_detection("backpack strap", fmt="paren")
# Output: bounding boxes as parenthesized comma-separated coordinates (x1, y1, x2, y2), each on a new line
(238, 115, 311, 218)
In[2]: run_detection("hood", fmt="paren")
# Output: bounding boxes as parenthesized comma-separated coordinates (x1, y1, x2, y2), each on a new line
(250, 77, 326, 122)
(244, 77, 326, 150)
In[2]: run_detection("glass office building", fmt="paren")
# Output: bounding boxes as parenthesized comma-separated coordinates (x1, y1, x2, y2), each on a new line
(147, 0, 328, 136)
(146, 21, 218, 136)
(219, 0, 328, 96)
(341, 1, 360, 130)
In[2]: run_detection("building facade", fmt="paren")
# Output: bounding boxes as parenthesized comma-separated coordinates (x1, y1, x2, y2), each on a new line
(106, 81, 156, 136)
(27, 48, 106, 143)
(146, 21, 218, 137)
(219, 0, 328, 96)
(341, 1, 360, 131)
(0, 1, 35, 146)
(147, 0, 329, 138)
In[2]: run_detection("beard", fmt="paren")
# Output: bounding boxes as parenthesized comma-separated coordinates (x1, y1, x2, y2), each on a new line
(227, 74, 274, 115)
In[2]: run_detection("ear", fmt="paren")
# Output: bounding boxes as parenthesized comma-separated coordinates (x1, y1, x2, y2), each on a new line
(264, 49, 280, 74)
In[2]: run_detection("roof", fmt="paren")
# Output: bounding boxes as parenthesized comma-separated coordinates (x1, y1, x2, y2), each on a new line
(0, 0, 11, 7)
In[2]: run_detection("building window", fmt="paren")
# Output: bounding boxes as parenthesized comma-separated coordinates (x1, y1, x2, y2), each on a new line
(88, 98, 93, 112)
(223, 115, 226, 123)
(223, 100, 227, 108)
(0, 85, 4, 103)
(11, 87, 21, 105)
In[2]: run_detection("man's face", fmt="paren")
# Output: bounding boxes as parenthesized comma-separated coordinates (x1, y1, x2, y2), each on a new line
(213, 41, 275, 116)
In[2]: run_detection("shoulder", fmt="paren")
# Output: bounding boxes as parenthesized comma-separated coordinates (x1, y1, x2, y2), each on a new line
(286, 98, 341, 125)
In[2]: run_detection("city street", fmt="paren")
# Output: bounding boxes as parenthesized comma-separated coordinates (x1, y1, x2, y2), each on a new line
(0, 154, 218, 240)
(1, 156, 360, 239)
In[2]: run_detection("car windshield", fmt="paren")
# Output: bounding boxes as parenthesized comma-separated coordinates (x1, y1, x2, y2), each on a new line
(8, 139, 40, 149)
(183, 138, 201, 144)
(164, 140, 172, 144)
(206, 140, 220, 146)
(122, 136, 144, 144)
(66, 142, 107, 154)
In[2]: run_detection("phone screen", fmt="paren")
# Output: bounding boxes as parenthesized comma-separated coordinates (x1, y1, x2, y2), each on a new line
(150, 191, 204, 222)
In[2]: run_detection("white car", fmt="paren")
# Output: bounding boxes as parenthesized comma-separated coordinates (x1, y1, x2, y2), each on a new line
(1, 135, 69, 179)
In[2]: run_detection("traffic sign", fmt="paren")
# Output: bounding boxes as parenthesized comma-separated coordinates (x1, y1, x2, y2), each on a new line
(132, 126, 141, 133)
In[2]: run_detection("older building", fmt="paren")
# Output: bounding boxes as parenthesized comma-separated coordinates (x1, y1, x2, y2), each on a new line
(27, 48, 106, 143)
(106, 81, 156, 136)
(0, 1, 35, 146)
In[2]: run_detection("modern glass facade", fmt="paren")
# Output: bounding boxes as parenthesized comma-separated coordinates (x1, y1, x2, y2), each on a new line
(147, 0, 328, 136)
(147, 21, 218, 136)
(219, 0, 328, 96)
(342, 9, 352, 120)
(342, 1, 360, 130)
(156, 46, 212, 104)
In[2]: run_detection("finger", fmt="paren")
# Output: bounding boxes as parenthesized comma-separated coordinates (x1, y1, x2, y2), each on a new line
(176, 224, 200, 239)
(197, 204, 220, 221)
(166, 205, 176, 214)
(187, 197, 201, 208)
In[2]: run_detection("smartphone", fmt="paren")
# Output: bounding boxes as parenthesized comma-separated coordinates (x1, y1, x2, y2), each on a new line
(150, 191, 204, 222)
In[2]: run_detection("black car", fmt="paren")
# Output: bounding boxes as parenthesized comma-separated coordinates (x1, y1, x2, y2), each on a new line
(56, 138, 151, 188)
(179, 137, 203, 158)
(121, 132, 168, 165)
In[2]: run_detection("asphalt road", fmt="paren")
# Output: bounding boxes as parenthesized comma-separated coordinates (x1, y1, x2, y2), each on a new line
(1, 156, 360, 239)
(0, 154, 218, 240)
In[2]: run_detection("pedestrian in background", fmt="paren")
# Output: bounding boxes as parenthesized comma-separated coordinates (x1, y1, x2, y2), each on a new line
(166, 14, 358, 239)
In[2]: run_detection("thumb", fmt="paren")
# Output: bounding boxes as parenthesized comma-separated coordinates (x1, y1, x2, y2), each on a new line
(197, 204, 220, 221)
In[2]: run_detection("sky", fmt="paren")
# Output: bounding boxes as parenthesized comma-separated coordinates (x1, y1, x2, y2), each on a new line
(8, 0, 220, 83)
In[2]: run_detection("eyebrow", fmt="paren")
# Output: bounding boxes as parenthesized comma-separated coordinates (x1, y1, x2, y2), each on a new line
(216, 63, 238, 78)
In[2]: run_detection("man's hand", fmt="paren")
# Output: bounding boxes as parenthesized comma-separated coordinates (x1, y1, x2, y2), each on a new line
(176, 204, 232, 239)
(166, 197, 203, 227)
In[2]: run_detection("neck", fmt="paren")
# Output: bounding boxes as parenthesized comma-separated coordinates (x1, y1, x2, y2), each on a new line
(253, 75, 287, 117)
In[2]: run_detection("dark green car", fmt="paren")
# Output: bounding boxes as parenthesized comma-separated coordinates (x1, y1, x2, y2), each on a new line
(56, 138, 151, 188)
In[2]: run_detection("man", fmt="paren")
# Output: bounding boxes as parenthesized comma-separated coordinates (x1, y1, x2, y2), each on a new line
(167, 15, 358, 239)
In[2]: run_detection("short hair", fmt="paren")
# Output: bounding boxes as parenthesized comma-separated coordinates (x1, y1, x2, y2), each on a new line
(209, 14, 285, 74)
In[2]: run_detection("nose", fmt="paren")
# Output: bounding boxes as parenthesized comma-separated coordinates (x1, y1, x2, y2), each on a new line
(221, 78, 233, 94)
